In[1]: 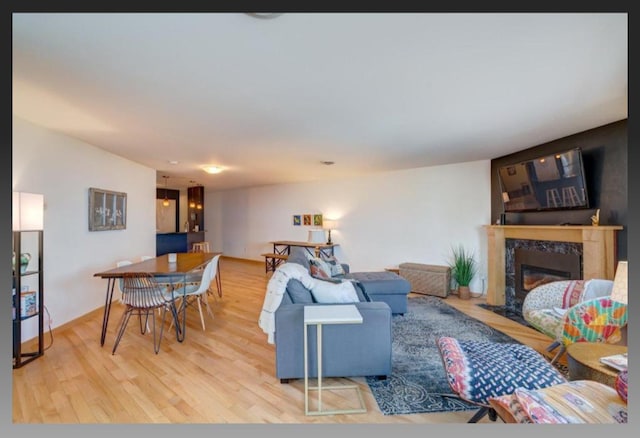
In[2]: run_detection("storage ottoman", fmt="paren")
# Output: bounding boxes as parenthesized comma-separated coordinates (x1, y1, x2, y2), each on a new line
(399, 263, 450, 298)
(346, 271, 411, 314)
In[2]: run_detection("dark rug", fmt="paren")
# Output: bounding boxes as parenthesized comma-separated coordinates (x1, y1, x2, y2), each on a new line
(366, 295, 529, 416)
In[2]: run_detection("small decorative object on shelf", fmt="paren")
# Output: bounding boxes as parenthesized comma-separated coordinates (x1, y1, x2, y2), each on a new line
(591, 208, 600, 226)
(20, 252, 31, 274)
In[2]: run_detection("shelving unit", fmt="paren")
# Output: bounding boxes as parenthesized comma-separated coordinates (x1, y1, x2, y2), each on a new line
(12, 230, 45, 368)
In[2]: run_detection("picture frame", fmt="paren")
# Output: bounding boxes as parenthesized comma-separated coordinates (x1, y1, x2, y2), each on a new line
(303, 214, 312, 226)
(313, 214, 323, 226)
(89, 187, 127, 231)
(293, 215, 301, 226)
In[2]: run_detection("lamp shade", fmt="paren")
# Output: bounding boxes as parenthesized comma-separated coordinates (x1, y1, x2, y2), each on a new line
(610, 261, 628, 304)
(12, 192, 44, 231)
(308, 229, 326, 243)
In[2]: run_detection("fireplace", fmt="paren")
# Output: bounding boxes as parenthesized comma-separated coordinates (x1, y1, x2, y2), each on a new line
(514, 248, 582, 303)
(485, 225, 622, 310)
(505, 239, 583, 315)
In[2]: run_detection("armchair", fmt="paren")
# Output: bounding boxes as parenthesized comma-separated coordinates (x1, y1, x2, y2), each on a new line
(522, 279, 614, 357)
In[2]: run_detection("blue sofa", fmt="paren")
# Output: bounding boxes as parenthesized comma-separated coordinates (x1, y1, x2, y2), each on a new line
(274, 248, 404, 383)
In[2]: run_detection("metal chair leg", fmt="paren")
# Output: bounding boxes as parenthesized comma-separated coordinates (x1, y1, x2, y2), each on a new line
(112, 308, 133, 354)
(468, 407, 489, 423)
(550, 345, 566, 364)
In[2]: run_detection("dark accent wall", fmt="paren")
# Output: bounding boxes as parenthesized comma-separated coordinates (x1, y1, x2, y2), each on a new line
(491, 119, 627, 260)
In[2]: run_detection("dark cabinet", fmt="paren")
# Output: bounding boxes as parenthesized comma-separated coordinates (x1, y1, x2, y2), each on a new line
(12, 230, 44, 368)
(187, 186, 205, 232)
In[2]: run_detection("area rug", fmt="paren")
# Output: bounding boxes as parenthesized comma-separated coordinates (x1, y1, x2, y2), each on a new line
(366, 295, 524, 416)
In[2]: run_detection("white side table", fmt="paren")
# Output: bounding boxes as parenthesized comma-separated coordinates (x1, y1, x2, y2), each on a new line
(303, 304, 367, 415)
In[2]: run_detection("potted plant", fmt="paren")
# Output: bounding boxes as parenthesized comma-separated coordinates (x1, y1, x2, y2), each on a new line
(448, 245, 477, 300)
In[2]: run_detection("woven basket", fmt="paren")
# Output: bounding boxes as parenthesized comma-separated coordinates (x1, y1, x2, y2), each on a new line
(399, 263, 451, 298)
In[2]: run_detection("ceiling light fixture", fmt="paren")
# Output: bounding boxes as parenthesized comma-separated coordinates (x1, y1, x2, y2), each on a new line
(204, 166, 223, 174)
(321, 161, 335, 166)
(168, 160, 179, 165)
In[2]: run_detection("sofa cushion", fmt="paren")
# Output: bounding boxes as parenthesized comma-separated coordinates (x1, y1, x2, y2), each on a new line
(286, 278, 315, 304)
(287, 247, 310, 270)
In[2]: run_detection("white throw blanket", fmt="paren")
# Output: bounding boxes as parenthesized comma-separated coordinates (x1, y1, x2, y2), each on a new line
(259, 263, 314, 344)
(258, 263, 358, 344)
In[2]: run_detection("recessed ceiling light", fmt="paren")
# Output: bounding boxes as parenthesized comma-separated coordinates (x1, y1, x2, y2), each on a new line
(204, 166, 223, 174)
(168, 160, 179, 165)
(321, 161, 335, 166)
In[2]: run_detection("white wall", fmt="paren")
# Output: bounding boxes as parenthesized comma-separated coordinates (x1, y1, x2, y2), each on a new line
(12, 116, 156, 341)
(205, 160, 492, 294)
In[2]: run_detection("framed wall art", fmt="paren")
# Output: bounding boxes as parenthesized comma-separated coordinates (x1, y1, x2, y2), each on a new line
(313, 214, 323, 226)
(89, 187, 127, 231)
(303, 214, 312, 226)
(293, 215, 301, 226)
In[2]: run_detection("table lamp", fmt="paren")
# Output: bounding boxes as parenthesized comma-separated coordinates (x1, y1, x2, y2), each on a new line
(323, 219, 337, 244)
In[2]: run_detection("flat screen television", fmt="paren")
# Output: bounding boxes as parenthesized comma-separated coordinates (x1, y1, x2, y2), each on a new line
(498, 148, 589, 213)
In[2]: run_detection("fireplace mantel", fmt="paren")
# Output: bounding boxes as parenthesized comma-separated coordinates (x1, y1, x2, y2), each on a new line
(484, 225, 622, 306)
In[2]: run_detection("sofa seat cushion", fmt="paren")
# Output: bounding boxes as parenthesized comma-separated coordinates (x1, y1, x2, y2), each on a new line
(345, 271, 411, 314)
(346, 271, 411, 295)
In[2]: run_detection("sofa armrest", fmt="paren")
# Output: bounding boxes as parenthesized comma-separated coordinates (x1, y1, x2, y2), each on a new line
(341, 263, 350, 274)
(274, 301, 392, 379)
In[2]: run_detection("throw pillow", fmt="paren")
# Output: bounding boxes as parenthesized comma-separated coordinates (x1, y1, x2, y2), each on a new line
(323, 255, 346, 277)
(309, 257, 332, 280)
(583, 279, 615, 300)
(309, 279, 360, 303)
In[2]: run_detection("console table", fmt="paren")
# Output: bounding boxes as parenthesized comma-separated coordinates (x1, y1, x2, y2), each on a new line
(270, 240, 337, 258)
(303, 304, 367, 416)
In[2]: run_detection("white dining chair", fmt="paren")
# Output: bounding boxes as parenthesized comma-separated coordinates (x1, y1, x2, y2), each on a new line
(116, 260, 133, 301)
(171, 254, 221, 331)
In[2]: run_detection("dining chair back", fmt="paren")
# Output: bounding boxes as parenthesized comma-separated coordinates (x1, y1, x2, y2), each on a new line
(115, 260, 133, 299)
(173, 254, 221, 331)
(112, 272, 179, 354)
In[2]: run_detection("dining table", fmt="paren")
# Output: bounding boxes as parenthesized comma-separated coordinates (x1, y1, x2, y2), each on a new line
(93, 252, 220, 346)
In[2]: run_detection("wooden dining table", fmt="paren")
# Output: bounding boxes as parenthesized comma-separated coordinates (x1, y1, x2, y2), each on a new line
(93, 252, 220, 346)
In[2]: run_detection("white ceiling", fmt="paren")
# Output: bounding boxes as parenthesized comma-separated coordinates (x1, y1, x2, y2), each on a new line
(12, 12, 628, 191)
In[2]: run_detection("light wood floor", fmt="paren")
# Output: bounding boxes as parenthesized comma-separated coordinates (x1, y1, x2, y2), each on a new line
(12, 257, 563, 424)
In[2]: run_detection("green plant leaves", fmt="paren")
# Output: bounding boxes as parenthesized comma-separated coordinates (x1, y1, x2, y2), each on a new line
(448, 245, 477, 287)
